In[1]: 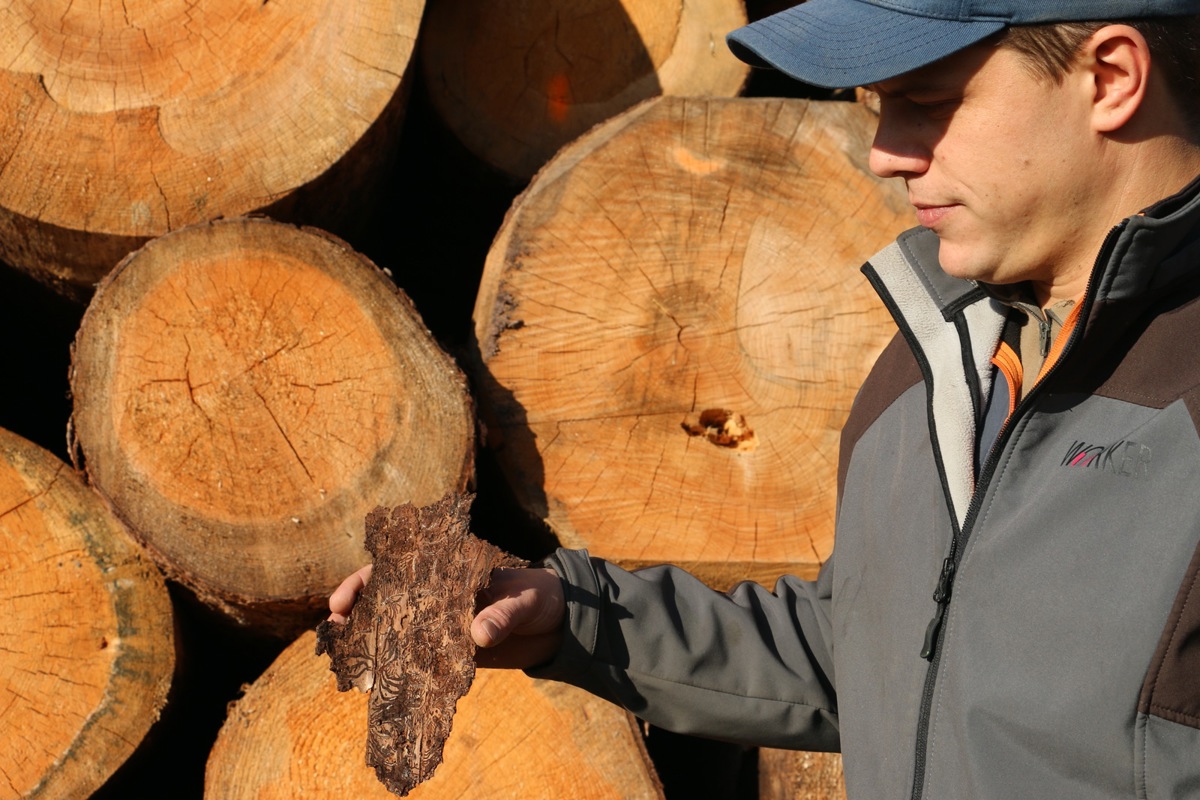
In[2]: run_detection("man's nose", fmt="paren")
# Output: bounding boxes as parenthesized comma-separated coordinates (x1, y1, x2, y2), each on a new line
(867, 111, 932, 179)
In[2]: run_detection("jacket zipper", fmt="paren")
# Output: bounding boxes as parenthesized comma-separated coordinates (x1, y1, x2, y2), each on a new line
(906, 221, 1126, 800)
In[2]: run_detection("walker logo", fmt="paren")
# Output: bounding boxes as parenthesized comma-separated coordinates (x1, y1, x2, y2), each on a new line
(1061, 439, 1151, 478)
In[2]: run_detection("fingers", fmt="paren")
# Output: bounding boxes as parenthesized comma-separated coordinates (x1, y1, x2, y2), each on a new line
(327, 564, 373, 622)
(473, 630, 564, 669)
(471, 567, 565, 665)
(325, 563, 564, 669)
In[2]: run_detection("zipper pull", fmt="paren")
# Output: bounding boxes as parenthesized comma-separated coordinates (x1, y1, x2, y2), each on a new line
(1038, 315, 1053, 357)
(920, 557, 956, 661)
(921, 604, 946, 661)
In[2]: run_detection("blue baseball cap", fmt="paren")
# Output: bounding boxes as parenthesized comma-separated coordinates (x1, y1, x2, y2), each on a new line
(727, 0, 1200, 89)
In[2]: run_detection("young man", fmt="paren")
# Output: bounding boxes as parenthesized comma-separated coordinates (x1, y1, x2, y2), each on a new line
(333, 1, 1200, 796)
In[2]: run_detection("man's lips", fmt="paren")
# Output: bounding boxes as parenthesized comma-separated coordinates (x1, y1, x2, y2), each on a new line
(913, 203, 956, 228)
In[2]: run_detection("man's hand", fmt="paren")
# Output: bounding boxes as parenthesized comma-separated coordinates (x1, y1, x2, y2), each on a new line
(326, 563, 565, 669)
(327, 564, 372, 625)
(471, 567, 565, 669)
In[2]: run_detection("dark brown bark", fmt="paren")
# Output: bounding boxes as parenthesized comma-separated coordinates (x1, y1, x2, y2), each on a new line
(316, 494, 525, 797)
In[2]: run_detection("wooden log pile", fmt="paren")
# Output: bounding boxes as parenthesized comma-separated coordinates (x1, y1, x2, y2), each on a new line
(0, 0, 911, 797)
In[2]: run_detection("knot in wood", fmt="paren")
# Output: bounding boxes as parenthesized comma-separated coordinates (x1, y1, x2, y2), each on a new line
(681, 408, 757, 451)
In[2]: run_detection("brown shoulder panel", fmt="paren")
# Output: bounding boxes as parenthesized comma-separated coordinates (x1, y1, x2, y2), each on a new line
(1066, 287, 1200, 424)
(1139, 538, 1200, 729)
(837, 331, 923, 505)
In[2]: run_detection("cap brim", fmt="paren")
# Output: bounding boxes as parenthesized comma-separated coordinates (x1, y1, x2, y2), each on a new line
(727, 0, 1006, 89)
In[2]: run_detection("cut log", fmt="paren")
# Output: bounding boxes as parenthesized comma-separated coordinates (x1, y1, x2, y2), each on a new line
(69, 217, 474, 635)
(206, 630, 665, 800)
(420, 0, 749, 180)
(0, 0, 425, 300)
(471, 96, 911, 589)
(855, 87, 882, 114)
(759, 749, 847, 800)
(315, 495, 526, 796)
(0, 425, 174, 799)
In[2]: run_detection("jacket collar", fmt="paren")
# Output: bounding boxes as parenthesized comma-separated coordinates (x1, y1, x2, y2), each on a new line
(891, 227, 989, 321)
(1089, 172, 1200, 305)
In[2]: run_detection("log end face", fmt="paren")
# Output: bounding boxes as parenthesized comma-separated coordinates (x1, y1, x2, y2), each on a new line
(70, 219, 476, 630)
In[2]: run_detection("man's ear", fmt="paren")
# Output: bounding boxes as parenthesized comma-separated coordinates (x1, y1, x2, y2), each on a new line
(1082, 24, 1151, 134)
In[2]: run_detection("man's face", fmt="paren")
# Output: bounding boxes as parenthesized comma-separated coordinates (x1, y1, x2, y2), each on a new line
(868, 41, 1109, 292)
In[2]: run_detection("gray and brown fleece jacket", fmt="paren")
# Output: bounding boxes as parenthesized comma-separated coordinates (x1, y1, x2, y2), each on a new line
(533, 175, 1200, 799)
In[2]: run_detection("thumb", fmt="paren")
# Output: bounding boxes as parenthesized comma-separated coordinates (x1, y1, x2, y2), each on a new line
(471, 567, 563, 648)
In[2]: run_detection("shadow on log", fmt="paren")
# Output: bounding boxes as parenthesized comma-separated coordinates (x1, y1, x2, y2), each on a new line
(420, 0, 748, 180)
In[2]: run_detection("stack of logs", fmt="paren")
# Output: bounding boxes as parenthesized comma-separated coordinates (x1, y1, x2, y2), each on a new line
(0, 0, 912, 798)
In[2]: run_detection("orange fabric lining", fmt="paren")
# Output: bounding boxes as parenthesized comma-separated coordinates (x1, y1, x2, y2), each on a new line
(991, 341, 1022, 417)
(988, 293, 1085, 428)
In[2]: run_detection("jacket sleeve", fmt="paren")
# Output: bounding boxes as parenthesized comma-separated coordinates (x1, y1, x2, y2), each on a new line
(526, 547, 840, 751)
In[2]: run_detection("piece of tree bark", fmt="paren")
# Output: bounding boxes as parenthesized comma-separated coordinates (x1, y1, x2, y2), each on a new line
(470, 96, 912, 590)
(0, 0, 424, 300)
(0, 425, 174, 800)
(207, 629, 664, 800)
(420, 0, 749, 180)
(69, 217, 474, 635)
(759, 749, 847, 800)
(315, 494, 526, 796)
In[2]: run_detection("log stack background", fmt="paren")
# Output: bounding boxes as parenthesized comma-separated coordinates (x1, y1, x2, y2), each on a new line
(0, 0, 910, 797)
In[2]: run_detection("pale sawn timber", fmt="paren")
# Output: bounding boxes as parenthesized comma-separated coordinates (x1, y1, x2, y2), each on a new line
(69, 217, 474, 635)
(206, 630, 665, 800)
(760, 749, 848, 800)
(471, 96, 912, 590)
(0, 0, 424, 300)
(0, 425, 174, 800)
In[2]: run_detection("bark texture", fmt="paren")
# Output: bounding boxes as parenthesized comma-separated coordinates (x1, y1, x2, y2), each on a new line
(420, 0, 748, 179)
(316, 494, 525, 796)
(0, 426, 174, 800)
(0, 0, 424, 299)
(69, 217, 475, 635)
(471, 96, 911, 589)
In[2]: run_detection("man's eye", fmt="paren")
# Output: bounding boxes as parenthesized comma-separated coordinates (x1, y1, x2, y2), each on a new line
(909, 98, 960, 117)
(911, 97, 958, 108)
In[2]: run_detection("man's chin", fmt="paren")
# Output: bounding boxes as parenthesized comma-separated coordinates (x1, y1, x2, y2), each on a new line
(933, 241, 1006, 285)
(935, 243, 979, 281)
